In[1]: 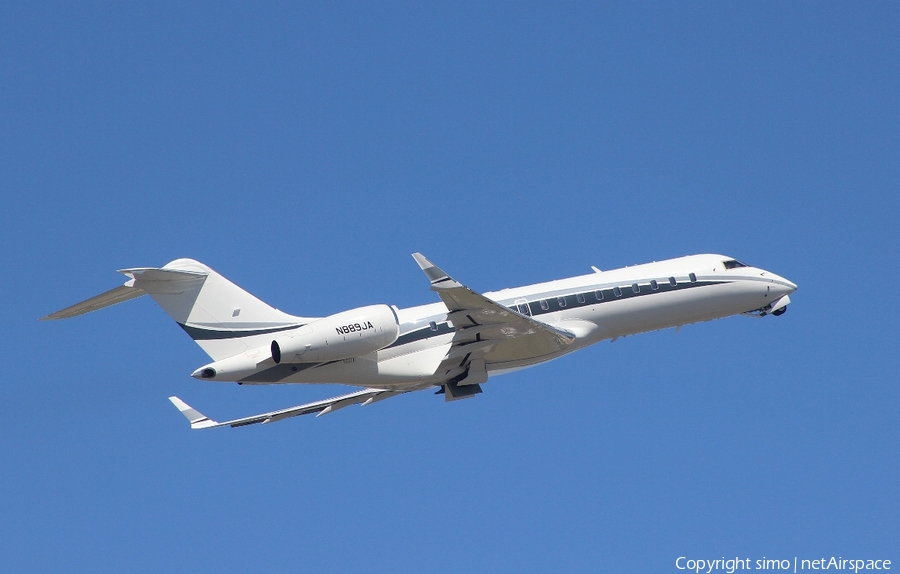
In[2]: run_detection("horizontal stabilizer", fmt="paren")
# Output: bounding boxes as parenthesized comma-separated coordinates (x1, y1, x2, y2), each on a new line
(168, 388, 405, 430)
(41, 284, 146, 320)
(41, 265, 207, 320)
(119, 267, 208, 294)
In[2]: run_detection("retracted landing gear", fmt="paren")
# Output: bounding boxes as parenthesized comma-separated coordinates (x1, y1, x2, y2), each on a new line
(743, 294, 791, 318)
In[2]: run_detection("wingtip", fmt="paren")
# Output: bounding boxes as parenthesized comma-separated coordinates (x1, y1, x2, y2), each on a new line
(411, 252, 431, 270)
(40, 309, 72, 320)
(168, 396, 217, 429)
(168, 396, 191, 411)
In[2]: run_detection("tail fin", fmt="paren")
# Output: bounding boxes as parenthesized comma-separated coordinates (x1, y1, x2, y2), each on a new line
(43, 258, 315, 361)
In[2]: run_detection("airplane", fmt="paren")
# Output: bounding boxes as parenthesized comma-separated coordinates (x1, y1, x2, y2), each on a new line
(43, 253, 796, 429)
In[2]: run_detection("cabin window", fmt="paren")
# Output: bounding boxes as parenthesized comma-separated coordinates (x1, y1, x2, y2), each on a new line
(518, 303, 530, 314)
(557, 296, 567, 308)
(723, 259, 747, 269)
(540, 300, 549, 311)
(613, 286, 622, 297)
(669, 277, 676, 287)
(632, 283, 640, 294)
(429, 321, 438, 332)
(594, 290, 604, 301)
(576, 293, 585, 304)
(689, 272, 697, 283)
(651, 280, 658, 291)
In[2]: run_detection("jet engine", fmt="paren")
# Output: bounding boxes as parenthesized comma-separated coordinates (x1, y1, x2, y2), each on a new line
(191, 350, 262, 381)
(271, 304, 400, 364)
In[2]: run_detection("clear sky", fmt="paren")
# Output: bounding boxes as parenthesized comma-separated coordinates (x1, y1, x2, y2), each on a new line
(1, 2, 897, 572)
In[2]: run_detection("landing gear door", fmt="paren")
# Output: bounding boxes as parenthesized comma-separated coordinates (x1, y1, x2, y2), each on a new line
(515, 298, 532, 316)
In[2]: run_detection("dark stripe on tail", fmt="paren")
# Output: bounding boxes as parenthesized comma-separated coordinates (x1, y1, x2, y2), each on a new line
(178, 323, 302, 340)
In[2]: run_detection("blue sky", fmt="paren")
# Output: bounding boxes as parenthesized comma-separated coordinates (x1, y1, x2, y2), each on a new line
(1, 2, 897, 572)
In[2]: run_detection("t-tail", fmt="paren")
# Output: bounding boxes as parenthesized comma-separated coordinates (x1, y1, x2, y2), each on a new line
(41, 258, 315, 361)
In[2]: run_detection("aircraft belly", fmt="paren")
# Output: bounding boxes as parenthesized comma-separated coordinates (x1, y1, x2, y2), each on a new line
(377, 343, 452, 378)
(595, 281, 766, 337)
(246, 338, 452, 387)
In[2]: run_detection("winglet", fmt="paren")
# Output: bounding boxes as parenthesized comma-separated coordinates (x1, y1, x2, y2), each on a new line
(411, 253, 463, 290)
(168, 396, 219, 429)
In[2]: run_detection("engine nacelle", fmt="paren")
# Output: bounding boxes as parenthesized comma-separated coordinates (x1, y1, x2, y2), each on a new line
(271, 304, 400, 364)
(191, 345, 270, 381)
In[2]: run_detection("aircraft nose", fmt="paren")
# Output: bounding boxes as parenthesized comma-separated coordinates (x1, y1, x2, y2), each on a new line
(767, 273, 797, 296)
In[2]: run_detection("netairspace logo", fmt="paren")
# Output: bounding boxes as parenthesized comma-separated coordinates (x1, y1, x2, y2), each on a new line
(675, 557, 892, 574)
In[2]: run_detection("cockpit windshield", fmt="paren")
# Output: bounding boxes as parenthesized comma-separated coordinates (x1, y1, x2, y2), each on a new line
(723, 259, 748, 269)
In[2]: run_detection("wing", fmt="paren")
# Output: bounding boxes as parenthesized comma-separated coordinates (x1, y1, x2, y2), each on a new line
(169, 388, 404, 429)
(412, 253, 575, 377)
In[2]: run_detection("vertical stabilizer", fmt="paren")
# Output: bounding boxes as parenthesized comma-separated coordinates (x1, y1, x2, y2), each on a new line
(120, 259, 313, 361)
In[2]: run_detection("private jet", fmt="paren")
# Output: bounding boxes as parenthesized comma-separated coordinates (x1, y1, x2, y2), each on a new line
(43, 253, 796, 429)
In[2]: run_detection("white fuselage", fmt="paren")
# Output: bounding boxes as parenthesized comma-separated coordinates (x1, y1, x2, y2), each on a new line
(236, 254, 796, 390)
